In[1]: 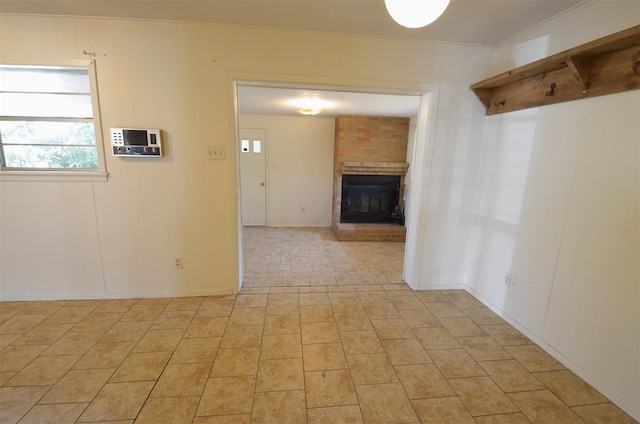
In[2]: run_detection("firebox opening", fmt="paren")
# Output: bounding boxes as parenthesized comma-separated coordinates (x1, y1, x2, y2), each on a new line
(340, 175, 402, 224)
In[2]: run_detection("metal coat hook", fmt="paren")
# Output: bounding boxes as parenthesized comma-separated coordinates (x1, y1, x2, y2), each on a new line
(546, 82, 556, 96)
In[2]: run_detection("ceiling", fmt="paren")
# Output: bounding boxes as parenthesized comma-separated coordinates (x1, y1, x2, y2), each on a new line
(238, 85, 422, 117)
(2, 0, 585, 46)
(1, 0, 586, 117)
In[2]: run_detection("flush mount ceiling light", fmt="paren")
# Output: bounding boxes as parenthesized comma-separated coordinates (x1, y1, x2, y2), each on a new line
(288, 95, 333, 116)
(298, 108, 324, 115)
(384, 0, 451, 29)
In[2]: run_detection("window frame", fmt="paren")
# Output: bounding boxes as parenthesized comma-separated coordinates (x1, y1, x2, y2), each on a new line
(0, 58, 108, 182)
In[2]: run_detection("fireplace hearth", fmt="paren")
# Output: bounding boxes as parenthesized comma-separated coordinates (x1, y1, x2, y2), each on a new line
(341, 175, 401, 224)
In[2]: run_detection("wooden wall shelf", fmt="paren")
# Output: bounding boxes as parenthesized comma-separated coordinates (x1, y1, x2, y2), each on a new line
(471, 25, 640, 115)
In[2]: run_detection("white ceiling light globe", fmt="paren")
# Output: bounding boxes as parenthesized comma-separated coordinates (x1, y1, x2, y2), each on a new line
(384, 0, 451, 29)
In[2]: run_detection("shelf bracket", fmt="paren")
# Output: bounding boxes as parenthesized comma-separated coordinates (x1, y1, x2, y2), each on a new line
(472, 88, 492, 109)
(566, 55, 594, 93)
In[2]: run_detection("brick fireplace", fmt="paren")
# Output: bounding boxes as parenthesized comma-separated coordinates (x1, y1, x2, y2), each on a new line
(332, 115, 410, 242)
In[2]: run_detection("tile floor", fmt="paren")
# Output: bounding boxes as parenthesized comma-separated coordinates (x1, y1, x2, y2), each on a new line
(0, 227, 636, 423)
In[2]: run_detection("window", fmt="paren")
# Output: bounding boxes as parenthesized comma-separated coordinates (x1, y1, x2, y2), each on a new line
(0, 59, 106, 180)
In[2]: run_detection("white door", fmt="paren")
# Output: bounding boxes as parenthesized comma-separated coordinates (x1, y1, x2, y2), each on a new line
(239, 128, 267, 225)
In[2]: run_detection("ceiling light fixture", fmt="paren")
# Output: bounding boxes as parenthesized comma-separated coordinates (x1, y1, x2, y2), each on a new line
(384, 0, 451, 29)
(298, 108, 324, 116)
(288, 95, 333, 116)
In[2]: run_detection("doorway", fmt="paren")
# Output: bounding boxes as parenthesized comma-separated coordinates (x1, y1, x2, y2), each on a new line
(234, 81, 438, 292)
(239, 127, 267, 226)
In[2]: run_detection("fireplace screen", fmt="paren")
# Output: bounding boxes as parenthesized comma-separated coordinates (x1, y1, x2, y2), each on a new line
(340, 175, 401, 224)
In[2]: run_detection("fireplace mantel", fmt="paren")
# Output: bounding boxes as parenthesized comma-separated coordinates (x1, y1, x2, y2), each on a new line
(340, 161, 409, 176)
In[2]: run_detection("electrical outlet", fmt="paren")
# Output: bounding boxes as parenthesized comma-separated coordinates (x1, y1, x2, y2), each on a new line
(175, 258, 183, 269)
(511, 275, 519, 287)
(206, 145, 225, 160)
(504, 272, 511, 287)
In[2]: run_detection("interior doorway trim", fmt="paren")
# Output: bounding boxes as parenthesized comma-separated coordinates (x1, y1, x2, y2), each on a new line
(402, 90, 440, 289)
(229, 72, 440, 292)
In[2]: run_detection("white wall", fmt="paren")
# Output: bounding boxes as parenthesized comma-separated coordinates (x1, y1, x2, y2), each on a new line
(411, 71, 490, 289)
(466, 2, 639, 419)
(0, 2, 637, 418)
(239, 114, 335, 227)
(0, 14, 493, 300)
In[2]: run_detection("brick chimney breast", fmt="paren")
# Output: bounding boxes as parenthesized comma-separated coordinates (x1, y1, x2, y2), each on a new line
(332, 115, 410, 242)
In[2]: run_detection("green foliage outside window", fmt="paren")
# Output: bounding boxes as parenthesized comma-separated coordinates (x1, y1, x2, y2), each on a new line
(0, 121, 98, 169)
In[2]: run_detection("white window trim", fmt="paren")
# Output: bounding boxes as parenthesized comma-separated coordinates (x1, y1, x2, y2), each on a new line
(0, 57, 108, 182)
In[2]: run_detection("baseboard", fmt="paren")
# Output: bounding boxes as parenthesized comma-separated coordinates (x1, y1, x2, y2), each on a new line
(463, 285, 639, 422)
(0, 288, 236, 302)
(413, 283, 466, 290)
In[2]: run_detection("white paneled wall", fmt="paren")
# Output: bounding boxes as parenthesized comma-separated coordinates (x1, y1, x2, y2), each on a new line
(466, 2, 639, 419)
(412, 84, 488, 289)
(543, 92, 639, 414)
(239, 114, 335, 227)
(0, 182, 105, 297)
(0, 14, 492, 300)
(1, 2, 637, 418)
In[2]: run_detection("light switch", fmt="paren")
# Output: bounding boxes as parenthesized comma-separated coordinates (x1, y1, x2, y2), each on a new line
(207, 145, 225, 160)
